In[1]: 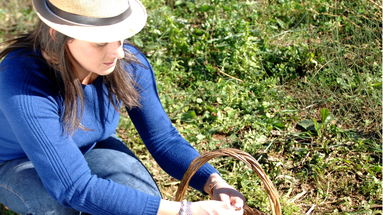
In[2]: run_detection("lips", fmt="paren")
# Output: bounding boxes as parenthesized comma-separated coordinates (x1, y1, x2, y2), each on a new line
(104, 62, 116, 67)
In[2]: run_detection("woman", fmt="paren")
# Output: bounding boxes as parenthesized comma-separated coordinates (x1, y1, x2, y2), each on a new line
(0, 0, 245, 214)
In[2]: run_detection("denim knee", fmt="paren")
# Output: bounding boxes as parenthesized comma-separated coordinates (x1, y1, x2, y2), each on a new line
(85, 148, 161, 197)
(0, 159, 79, 215)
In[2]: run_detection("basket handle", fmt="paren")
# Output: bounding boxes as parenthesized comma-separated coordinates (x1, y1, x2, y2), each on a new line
(174, 148, 282, 215)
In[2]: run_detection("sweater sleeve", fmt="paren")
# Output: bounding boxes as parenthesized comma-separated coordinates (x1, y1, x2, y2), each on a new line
(125, 45, 219, 193)
(0, 49, 160, 215)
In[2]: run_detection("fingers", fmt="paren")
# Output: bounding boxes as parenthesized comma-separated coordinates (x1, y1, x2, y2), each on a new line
(230, 196, 244, 210)
(214, 201, 244, 215)
(222, 201, 244, 215)
(217, 192, 245, 213)
(206, 178, 246, 213)
(214, 187, 245, 202)
(214, 188, 244, 213)
(219, 192, 231, 206)
(230, 197, 244, 213)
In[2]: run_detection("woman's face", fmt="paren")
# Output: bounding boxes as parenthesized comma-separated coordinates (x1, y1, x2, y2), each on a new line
(66, 39, 125, 83)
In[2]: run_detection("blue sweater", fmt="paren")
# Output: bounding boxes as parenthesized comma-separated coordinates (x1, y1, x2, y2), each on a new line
(0, 44, 217, 215)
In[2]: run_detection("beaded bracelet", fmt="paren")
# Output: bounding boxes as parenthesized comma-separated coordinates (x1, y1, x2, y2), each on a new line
(178, 200, 192, 215)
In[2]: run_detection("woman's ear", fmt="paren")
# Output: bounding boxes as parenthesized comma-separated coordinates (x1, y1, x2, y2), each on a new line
(49, 28, 56, 40)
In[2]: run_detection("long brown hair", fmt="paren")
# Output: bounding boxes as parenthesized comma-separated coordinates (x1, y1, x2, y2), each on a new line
(0, 20, 140, 134)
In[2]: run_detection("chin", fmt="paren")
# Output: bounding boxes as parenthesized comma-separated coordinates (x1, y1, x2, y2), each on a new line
(100, 68, 115, 76)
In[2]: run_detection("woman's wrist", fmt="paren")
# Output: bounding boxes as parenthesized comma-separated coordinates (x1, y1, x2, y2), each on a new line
(157, 199, 182, 215)
(203, 173, 226, 196)
(158, 199, 193, 215)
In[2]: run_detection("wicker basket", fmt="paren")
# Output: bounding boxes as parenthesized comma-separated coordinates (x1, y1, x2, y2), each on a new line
(174, 148, 282, 215)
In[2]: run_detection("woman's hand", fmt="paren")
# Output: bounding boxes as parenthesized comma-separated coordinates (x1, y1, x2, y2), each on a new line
(190, 200, 243, 215)
(158, 173, 245, 215)
(158, 199, 243, 215)
(204, 173, 245, 213)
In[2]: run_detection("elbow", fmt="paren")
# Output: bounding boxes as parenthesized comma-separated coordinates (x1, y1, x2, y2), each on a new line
(47, 174, 95, 209)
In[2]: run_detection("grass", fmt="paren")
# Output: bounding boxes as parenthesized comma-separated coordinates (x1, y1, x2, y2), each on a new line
(1, 0, 381, 214)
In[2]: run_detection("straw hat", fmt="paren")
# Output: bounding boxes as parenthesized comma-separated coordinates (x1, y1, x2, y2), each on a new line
(32, 0, 147, 43)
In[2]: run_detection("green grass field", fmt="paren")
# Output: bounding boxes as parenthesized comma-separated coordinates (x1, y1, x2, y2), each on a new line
(1, 0, 381, 214)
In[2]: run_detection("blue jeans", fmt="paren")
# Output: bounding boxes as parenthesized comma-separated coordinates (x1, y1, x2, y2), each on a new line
(0, 136, 161, 215)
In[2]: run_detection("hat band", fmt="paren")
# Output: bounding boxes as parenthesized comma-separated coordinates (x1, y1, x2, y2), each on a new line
(45, 0, 132, 26)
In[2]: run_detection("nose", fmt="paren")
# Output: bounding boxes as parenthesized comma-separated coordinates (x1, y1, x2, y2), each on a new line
(109, 40, 125, 59)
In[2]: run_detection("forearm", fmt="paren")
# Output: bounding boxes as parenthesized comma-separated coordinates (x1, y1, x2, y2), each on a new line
(157, 200, 181, 215)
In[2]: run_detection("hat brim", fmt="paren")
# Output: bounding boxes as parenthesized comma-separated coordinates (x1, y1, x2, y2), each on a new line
(32, 0, 147, 43)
